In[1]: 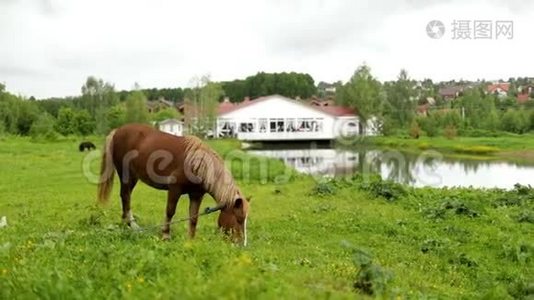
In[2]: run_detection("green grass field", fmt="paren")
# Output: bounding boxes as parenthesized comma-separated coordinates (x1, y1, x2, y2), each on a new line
(359, 135, 534, 159)
(0, 137, 533, 299)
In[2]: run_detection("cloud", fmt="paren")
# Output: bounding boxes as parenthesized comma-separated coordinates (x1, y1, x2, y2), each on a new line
(0, 0, 531, 98)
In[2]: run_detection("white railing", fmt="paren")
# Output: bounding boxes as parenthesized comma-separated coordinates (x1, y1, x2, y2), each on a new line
(236, 131, 335, 141)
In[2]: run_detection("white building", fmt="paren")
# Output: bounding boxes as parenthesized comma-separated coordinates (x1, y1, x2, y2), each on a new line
(247, 148, 360, 176)
(215, 95, 377, 141)
(158, 119, 184, 136)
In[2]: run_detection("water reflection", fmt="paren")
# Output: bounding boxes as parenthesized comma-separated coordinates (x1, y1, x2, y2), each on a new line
(247, 146, 534, 189)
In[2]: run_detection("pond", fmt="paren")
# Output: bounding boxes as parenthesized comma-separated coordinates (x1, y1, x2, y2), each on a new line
(247, 144, 534, 189)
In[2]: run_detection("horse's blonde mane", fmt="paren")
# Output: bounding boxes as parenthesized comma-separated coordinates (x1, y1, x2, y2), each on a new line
(183, 136, 241, 207)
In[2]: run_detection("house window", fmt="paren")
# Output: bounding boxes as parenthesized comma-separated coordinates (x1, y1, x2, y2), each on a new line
(293, 118, 323, 132)
(218, 119, 236, 137)
(259, 118, 267, 133)
(239, 122, 255, 133)
(270, 118, 284, 132)
(313, 118, 323, 132)
(286, 118, 297, 132)
(297, 118, 313, 132)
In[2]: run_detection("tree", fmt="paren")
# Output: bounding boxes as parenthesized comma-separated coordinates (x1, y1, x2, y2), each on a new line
(125, 90, 149, 124)
(80, 76, 118, 114)
(222, 79, 248, 102)
(385, 69, 416, 128)
(74, 109, 95, 136)
(481, 99, 500, 131)
(233, 72, 316, 100)
(78, 76, 119, 134)
(16, 100, 40, 136)
(0, 111, 5, 136)
(336, 64, 382, 122)
(0, 89, 19, 134)
(107, 104, 126, 129)
(153, 107, 180, 122)
(37, 98, 74, 118)
(501, 109, 530, 133)
(55, 107, 77, 136)
(186, 75, 223, 137)
(417, 114, 439, 137)
(30, 113, 58, 141)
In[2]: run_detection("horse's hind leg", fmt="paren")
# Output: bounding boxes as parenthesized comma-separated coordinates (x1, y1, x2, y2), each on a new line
(187, 192, 204, 239)
(120, 178, 139, 230)
(162, 187, 181, 240)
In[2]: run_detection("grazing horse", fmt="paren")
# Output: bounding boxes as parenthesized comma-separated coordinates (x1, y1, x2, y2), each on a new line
(79, 141, 96, 152)
(97, 123, 249, 245)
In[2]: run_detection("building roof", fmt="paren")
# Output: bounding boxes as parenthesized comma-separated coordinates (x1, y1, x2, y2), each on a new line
(147, 98, 180, 109)
(487, 83, 510, 93)
(314, 105, 356, 116)
(218, 99, 236, 114)
(217, 95, 357, 117)
(439, 86, 463, 97)
(309, 99, 335, 107)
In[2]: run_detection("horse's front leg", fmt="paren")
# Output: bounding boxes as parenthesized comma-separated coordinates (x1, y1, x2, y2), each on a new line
(162, 187, 181, 240)
(188, 192, 204, 239)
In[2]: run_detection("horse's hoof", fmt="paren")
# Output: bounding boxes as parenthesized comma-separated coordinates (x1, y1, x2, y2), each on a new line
(162, 233, 171, 241)
(129, 222, 141, 231)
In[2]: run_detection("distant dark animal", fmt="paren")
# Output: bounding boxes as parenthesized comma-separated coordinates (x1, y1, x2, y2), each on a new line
(97, 123, 250, 245)
(79, 141, 96, 152)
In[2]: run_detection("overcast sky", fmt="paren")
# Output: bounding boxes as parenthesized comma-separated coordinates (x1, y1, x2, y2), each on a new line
(1, 0, 532, 98)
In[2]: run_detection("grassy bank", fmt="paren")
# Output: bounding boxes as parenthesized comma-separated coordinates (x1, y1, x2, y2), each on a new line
(0, 137, 533, 299)
(358, 135, 534, 159)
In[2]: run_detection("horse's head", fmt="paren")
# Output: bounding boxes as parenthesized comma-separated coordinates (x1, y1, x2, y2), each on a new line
(217, 196, 250, 246)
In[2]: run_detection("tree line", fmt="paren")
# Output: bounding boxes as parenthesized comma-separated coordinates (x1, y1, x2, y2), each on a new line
(221, 72, 316, 101)
(0, 71, 319, 139)
(2, 68, 534, 140)
(0, 78, 179, 140)
(335, 64, 534, 138)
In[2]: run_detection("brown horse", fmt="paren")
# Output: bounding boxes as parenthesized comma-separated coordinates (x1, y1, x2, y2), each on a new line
(97, 123, 250, 245)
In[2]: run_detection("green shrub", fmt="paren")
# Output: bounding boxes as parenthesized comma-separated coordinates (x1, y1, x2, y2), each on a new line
(355, 175, 406, 201)
(310, 181, 337, 196)
(516, 211, 534, 224)
(30, 113, 58, 141)
(443, 125, 457, 139)
(501, 109, 530, 134)
(424, 199, 479, 219)
(409, 120, 421, 139)
(494, 183, 534, 207)
(417, 115, 439, 137)
(351, 248, 393, 296)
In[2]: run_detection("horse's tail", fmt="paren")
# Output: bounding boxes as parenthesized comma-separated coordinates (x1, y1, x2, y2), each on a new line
(97, 129, 117, 205)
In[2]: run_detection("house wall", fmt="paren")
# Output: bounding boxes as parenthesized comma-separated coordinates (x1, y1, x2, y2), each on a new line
(159, 122, 183, 136)
(213, 95, 376, 141)
(216, 96, 338, 141)
(247, 148, 359, 175)
(334, 116, 360, 137)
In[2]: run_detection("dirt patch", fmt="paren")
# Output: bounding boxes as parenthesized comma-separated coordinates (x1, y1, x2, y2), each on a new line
(498, 150, 534, 162)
